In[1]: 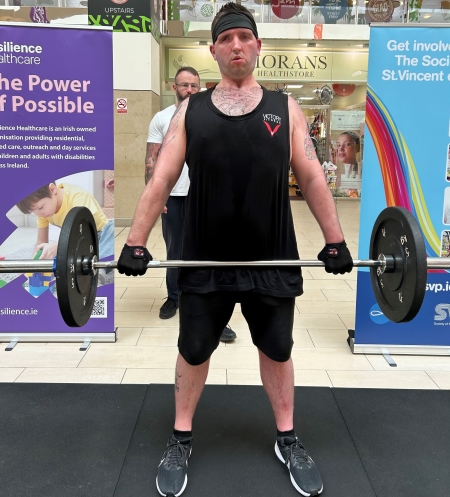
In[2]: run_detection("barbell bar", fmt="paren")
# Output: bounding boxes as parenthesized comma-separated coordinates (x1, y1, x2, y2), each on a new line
(1, 257, 447, 272)
(0, 205, 445, 327)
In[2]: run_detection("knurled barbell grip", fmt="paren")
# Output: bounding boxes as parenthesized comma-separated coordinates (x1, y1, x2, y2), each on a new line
(97, 259, 384, 269)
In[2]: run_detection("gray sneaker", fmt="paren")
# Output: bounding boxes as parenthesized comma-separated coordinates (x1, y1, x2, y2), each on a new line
(275, 435, 323, 496)
(156, 435, 192, 497)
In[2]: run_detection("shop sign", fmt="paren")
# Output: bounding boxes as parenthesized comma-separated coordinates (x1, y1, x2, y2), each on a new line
(167, 48, 368, 83)
(255, 52, 328, 79)
(88, 0, 149, 17)
(271, 0, 301, 19)
(367, 0, 394, 21)
(331, 110, 365, 131)
(88, 0, 160, 39)
(319, 0, 348, 23)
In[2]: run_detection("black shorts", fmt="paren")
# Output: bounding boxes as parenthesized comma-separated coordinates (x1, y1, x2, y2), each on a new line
(178, 291, 295, 366)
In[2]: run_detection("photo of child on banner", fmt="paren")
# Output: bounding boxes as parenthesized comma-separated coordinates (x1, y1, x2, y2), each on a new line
(0, 171, 114, 297)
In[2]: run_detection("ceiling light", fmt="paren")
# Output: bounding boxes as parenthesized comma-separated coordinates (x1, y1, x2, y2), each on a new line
(288, 84, 303, 88)
(423, 13, 431, 18)
(301, 97, 315, 100)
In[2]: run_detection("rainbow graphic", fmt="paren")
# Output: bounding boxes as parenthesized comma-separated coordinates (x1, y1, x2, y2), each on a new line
(366, 86, 441, 261)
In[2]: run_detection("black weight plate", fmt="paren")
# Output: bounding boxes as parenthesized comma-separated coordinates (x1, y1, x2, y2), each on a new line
(369, 206, 427, 323)
(56, 207, 99, 327)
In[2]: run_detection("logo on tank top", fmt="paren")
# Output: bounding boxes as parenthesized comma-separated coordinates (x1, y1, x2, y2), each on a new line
(263, 113, 281, 137)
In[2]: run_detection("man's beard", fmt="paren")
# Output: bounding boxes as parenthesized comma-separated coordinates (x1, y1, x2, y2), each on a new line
(176, 89, 189, 103)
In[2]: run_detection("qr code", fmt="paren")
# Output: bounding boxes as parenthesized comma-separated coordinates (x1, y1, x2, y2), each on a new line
(91, 297, 107, 318)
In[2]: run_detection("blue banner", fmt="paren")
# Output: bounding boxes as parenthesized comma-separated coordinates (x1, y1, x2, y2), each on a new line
(355, 25, 450, 346)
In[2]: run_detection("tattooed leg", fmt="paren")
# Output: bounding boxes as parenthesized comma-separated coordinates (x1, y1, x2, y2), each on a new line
(174, 353, 210, 431)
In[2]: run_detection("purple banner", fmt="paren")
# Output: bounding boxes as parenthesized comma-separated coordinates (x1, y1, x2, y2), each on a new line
(0, 24, 114, 336)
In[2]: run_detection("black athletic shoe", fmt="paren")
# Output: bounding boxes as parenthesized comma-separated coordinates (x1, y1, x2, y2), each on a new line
(219, 325, 237, 342)
(159, 298, 178, 319)
(275, 435, 323, 496)
(156, 435, 193, 497)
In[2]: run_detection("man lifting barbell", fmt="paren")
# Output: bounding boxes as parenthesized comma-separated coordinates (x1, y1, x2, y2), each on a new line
(0, 4, 439, 492)
(0, 204, 435, 327)
(0, 4, 438, 496)
(116, 3, 352, 496)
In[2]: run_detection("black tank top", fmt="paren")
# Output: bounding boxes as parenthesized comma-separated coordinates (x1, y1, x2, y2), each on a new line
(179, 86, 303, 297)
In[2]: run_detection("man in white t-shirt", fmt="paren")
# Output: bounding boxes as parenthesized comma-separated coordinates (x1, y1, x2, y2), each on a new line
(145, 66, 237, 341)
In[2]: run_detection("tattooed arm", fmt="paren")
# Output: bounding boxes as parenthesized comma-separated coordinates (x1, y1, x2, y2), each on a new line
(127, 99, 189, 246)
(288, 96, 344, 243)
(145, 142, 162, 185)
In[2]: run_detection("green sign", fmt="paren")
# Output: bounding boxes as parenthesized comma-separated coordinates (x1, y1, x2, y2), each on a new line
(88, 0, 160, 40)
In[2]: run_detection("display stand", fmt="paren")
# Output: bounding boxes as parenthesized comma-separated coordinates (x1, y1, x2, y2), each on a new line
(0, 22, 115, 343)
(353, 24, 450, 356)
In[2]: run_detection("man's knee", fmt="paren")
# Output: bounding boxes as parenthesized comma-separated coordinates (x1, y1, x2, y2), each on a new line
(178, 343, 213, 366)
(258, 343, 293, 363)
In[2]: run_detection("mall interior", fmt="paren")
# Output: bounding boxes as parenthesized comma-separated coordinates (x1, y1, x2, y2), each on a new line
(0, 2, 450, 496)
(0, 0, 448, 386)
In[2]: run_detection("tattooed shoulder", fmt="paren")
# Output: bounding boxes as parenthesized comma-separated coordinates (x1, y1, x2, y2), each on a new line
(304, 133, 317, 160)
(161, 100, 188, 150)
(300, 114, 317, 160)
(170, 99, 188, 126)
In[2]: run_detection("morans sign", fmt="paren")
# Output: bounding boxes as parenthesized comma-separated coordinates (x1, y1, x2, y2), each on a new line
(167, 48, 368, 83)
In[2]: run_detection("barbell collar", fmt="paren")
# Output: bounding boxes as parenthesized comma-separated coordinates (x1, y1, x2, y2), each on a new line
(82, 256, 98, 276)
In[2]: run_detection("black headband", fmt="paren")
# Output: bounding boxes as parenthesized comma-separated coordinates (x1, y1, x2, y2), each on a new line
(212, 12, 259, 44)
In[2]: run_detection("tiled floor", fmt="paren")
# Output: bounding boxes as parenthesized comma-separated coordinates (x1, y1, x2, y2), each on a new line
(2, 199, 450, 389)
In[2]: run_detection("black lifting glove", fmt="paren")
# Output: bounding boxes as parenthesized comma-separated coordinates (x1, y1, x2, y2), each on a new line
(317, 241, 353, 275)
(117, 244, 152, 276)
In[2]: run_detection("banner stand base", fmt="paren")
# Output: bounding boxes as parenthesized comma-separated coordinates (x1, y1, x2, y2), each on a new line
(0, 332, 116, 343)
(350, 338, 450, 356)
(5, 341, 17, 351)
